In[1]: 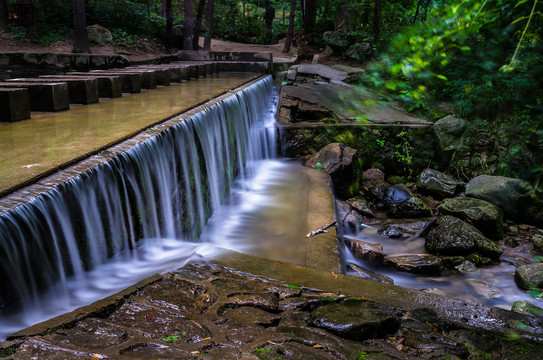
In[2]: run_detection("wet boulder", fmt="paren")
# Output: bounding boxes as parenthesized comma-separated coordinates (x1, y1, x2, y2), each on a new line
(346, 263, 394, 284)
(344, 237, 385, 264)
(345, 42, 371, 62)
(378, 221, 427, 238)
(438, 197, 504, 240)
(417, 168, 465, 199)
(514, 263, 543, 290)
(433, 115, 467, 167)
(346, 197, 374, 218)
(533, 234, 543, 252)
(466, 175, 543, 226)
(384, 184, 432, 218)
(383, 254, 444, 275)
(305, 142, 360, 198)
(511, 300, 543, 317)
(425, 216, 502, 259)
(309, 299, 401, 340)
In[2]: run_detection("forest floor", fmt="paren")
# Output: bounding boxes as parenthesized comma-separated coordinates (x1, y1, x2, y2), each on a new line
(0, 32, 298, 62)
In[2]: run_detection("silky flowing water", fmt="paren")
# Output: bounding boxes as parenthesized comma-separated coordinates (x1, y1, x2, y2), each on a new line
(342, 220, 539, 310)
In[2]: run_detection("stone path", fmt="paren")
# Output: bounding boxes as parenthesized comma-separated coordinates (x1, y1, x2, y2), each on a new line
(2, 258, 543, 359)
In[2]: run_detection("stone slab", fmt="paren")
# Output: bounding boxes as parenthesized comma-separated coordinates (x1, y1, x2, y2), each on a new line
(0, 82, 69, 112)
(0, 88, 31, 122)
(126, 66, 171, 86)
(107, 68, 158, 89)
(41, 74, 122, 99)
(7, 77, 99, 105)
(297, 64, 348, 82)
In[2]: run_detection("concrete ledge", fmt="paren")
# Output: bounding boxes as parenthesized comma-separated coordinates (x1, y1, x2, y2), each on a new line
(0, 82, 70, 112)
(7, 77, 99, 105)
(0, 52, 130, 71)
(0, 88, 31, 122)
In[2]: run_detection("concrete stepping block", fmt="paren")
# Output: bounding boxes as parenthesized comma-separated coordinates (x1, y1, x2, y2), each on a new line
(0, 88, 31, 122)
(126, 66, 171, 86)
(41, 74, 122, 99)
(81, 71, 141, 94)
(107, 68, 158, 89)
(7, 77, 99, 105)
(0, 82, 69, 112)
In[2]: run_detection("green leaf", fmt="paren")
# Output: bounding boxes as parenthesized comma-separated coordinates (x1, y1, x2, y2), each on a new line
(281, 81, 288, 86)
(161, 335, 181, 343)
(316, 162, 323, 171)
(287, 284, 302, 289)
(316, 296, 336, 301)
(385, 80, 397, 91)
(436, 74, 448, 81)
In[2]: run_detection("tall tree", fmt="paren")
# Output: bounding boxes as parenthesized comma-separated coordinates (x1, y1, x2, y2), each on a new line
(165, 0, 173, 48)
(264, 0, 275, 43)
(203, 0, 214, 50)
(0, 0, 8, 32)
(303, 0, 316, 33)
(283, 0, 296, 53)
(193, 0, 206, 50)
(159, 0, 167, 17)
(373, 0, 381, 38)
(184, 0, 194, 50)
(72, 0, 89, 53)
(22, 0, 38, 40)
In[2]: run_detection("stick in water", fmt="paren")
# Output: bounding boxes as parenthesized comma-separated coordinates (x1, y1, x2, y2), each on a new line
(306, 221, 337, 238)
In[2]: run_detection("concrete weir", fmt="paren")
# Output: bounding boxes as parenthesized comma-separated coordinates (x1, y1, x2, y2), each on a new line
(0, 73, 277, 338)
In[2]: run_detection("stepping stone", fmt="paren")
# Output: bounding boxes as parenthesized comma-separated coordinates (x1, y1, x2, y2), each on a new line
(41, 74, 122, 99)
(81, 71, 141, 93)
(107, 68, 158, 89)
(0, 82, 70, 112)
(7, 77, 99, 105)
(126, 66, 171, 86)
(0, 88, 31, 122)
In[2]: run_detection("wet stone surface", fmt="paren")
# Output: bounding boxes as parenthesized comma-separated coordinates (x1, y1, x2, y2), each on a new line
(3, 261, 543, 359)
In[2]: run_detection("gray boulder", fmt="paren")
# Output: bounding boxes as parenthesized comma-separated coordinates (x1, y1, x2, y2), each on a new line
(417, 168, 465, 199)
(425, 215, 502, 259)
(383, 254, 444, 275)
(466, 175, 543, 226)
(309, 299, 401, 340)
(433, 115, 467, 166)
(345, 42, 371, 62)
(87, 24, 112, 46)
(346, 198, 374, 218)
(533, 234, 543, 252)
(438, 197, 504, 240)
(515, 263, 543, 290)
(362, 168, 385, 190)
(323, 31, 351, 51)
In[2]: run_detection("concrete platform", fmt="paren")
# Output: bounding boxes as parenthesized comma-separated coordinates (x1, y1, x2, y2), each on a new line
(102, 68, 158, 89)
(0, 88, 31, 122)
(7, 77, 99, 105)
(0, 81, 69, 112)
(41, 74, 123, 99)
(125, 66, 172, 86)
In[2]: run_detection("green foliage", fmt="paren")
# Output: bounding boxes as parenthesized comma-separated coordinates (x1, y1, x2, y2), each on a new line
(160, 334, 182, 343)
(394, 130, 414, 177)
(253, 347, 272, 355)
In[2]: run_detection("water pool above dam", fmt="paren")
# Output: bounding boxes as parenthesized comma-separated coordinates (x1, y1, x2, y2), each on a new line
(0, 72, 260, 196)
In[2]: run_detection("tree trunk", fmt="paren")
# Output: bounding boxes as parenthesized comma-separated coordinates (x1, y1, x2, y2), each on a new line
(283, 0, 296, 53)
(303, 0, 316, 33)
(159, 0, 166, 17)
(184, 0, 194, 50)
(373, 0, 381, 38)
(0, 0, 8, 32)
(165, 0, 173, 48)
(264, 0, 275, 43)
(203, 0, 214, 50)
(413, 0, 422, 24)
(422, 0, 430, 22)
(72, 0, 89, 53)
(192, 0, 206, 50)
(22, 0, 38, 40)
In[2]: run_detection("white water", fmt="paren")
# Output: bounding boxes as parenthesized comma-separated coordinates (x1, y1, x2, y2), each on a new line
(0, 76, 277, 340)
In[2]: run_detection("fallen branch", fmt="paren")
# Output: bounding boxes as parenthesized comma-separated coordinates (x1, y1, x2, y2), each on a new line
(306, 221, 337, 238)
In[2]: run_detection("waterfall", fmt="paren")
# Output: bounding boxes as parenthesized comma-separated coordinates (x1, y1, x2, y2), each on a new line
(0, 75, 276, 337)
